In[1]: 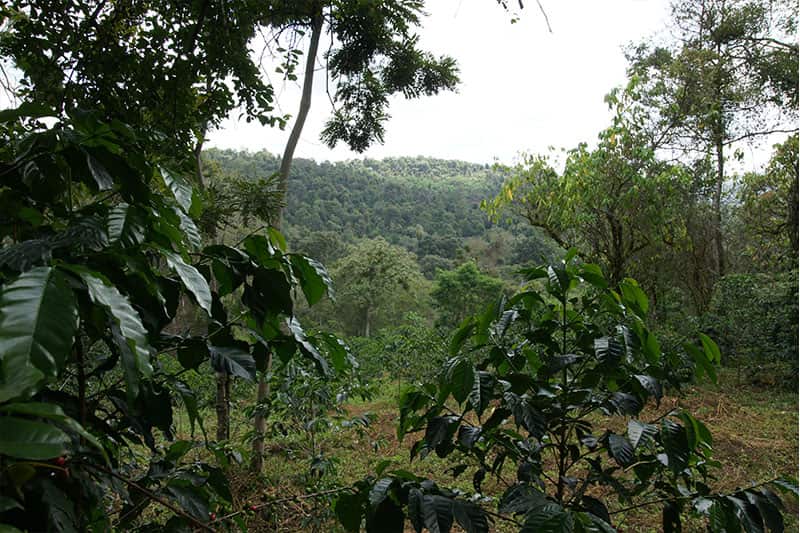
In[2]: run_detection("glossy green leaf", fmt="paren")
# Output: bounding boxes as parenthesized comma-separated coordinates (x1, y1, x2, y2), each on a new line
(174, 207, 202, 250)
(608, 392, 642, 415)
(408, 488, 424, 533)
(0, 402, 105, 459)
(457, 426, 481, 449)
(547, 264, 571, 296)
(209, 346, 256, 381)
(445, 358, 474, 404)
(42, 479, 79, 533)
(0, 102, 54, 122)
(642, 331, 661, 363)
(685, 342, 717, 384)
(287, 318, 330, 376)
(107, 203, 146, 248)
(86, 153, 114, 190)
(580, 496, 612, 526)
(708, 498, 742, 533)
(160, 166, 194, 211)
(453, 500, 489, 533)
(244, 268, 293, 319)
(0, 416, 69, 459)
(662, 419, 689, 474)
(267, 226, 287, 252)
(173, 380, 205, 438)
(699, 333, 721, 364)
(521, 503, 574, 533)
(770, 478, 798, 497)
(0, 267, 78, 402)
(727, 495, 764, 533)
(498, 483, 547, 515)
(422, 495, 454, 533)
(368, 478, 394, 508)
(424, 416, 456, 449)
(79, 269, 152, 397)
(608, 433, 635, 466)
(166, 483, 210, 521)
(468, 371, 494, 417)
(678, 412, 713, 448)
(627, 419, 658, 449)
(747, 490, 783, 532)
(243, 234, 276, 265)
(594, 337, 623, 365)
(163, 251, 212, 314)
(620, 278, 648, 315)
(579, 263, 608, 288)
(335, 492, 364, 533)
(634, 374, 663, 400)
(449, 318, 475, 356)
(317, 332, 352, 373)
(289, 254, 334, 305)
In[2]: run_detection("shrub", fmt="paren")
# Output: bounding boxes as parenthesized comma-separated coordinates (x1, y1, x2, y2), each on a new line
(705, 270, 798, 387)
(334, 258, 797, 532)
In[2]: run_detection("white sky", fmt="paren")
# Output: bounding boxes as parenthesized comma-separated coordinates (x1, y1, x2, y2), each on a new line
(208, 1, 674, 165)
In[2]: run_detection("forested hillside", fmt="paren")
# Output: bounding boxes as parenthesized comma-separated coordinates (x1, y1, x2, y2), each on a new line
(0, 1, 797, 533)
(204, 149, 560, 277)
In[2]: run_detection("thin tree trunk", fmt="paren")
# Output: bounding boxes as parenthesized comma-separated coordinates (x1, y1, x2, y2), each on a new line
(196, 124, 232, 442)
(215, 372, 229, 441)
(251, 10, 323, 474)
(278, 12, 323, 193)
(788, 173, 798, 258)
(194, 136, 206, 191)
(250, 352, 272, 472)
(712, 41, 726, 279)
(713, 134, 726, 278)
(364, 307, 371, 338)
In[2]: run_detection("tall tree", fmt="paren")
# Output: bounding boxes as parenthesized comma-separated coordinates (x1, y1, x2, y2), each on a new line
(248, 0, 460, 473)
(431, 261, 505, 329)
(484, 83, 690, 286)
(331, 238, 426, 337)
(0, 0, 286, 171)
(737, 134, 799, 268)
(627, 0, 798, 279)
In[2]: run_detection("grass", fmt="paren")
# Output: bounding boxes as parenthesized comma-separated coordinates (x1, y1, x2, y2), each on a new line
(180, 368, 798, 532)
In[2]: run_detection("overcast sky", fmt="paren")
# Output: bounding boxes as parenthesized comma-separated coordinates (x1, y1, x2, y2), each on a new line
(208, 1, 674, 165)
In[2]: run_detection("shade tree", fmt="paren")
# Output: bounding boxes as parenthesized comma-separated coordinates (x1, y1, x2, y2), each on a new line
(626, 0, 799, 279)
(484, 83, 691, 286)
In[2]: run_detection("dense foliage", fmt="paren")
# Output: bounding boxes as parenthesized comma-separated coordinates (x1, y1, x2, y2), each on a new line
(334, 257, 797, 532)
(203, 149, 560, 275)
(0, 108, 350, 530)
(0, 0, 797, 531)
(705, 270, 798, 382)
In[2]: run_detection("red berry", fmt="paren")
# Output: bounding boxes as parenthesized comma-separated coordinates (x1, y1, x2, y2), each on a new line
(249, 505, 258, 512)
(209, 512, 216, 521)
(54, 456, 66, 467)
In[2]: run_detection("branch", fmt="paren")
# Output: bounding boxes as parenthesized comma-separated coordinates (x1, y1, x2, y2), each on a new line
(609, 494, 694, 515)
(484, 507, 523, 527)
(279, 11, 324, 196)
(723, 128, 799, 146)
(606, 479, 781, 517)
(535, 1, 552, 33)
(215, 486, 354, 523)
(82, 462, 214, 531)
(739, 36, 798, 51)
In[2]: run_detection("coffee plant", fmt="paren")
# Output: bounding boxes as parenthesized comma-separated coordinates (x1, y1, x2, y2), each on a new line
(334, 256, 797, 532)
(0, 107, 341, 531)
